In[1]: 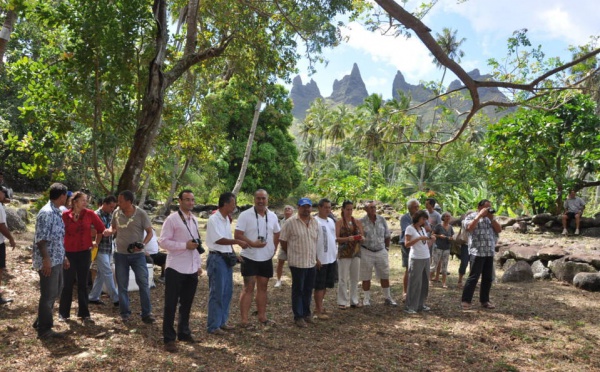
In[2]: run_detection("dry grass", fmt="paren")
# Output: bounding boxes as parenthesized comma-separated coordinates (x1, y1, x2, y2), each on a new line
(1, 225, 599, 371)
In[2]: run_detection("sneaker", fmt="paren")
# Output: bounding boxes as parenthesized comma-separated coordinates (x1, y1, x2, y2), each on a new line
(421, 305, 431, 312)
(89, 299, 105, 305)
(58, 315, 70, 322)
(384, 298, 398, 307)
(304, 316, 314, 324)
(164, 341, 177, 353)
(209, 328, 226, 335)
(404, 309, 417, 315)
(562, 228, 568, 235)
(575, 229, 580, 235)
(142, 315, 156, 324)
(362, 299, 371, 307)
(295, 318, 307, 328)
(274, 280, 282, 288)
(315, 313, 330, 320)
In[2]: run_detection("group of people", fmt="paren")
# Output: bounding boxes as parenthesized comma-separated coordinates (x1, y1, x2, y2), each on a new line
(0, 178, 586, 351)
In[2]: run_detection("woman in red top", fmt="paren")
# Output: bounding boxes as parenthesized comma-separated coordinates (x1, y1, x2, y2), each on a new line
(59, 191, 105, 323)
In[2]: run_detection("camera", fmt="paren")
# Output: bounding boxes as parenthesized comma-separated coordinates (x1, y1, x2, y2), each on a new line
(127, 241, 144, 253)
(191, 238, 205, 254)
(488, 208, 496, 214)
(257, 236, 266, 243)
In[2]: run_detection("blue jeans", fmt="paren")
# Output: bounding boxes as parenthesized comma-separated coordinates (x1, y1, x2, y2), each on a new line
(206, 253, 233, 332)
(114, 252, 152, 318)
(461, 255, 494, 304)
(289, 266, 316, 320)
(36, 264, 64, 336)
(89, 252, 119, 303)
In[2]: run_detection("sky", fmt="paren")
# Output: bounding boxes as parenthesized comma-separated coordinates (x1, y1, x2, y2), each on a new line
(290, 0, 600, 99)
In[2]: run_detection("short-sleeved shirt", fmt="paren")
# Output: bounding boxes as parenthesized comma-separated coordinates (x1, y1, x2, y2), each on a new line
(33, 201, 65, 270)
(112, 206, 152, 254)
(360, 215, 390, 252)
(0, 204, 6, 244)
(564, 197, 585, 214)
(206, 210, 234, 253)
(426, 210, 442, 230)
(464, 211, 497, 257)
(95, 208, 113, 255)
(433, 224, 454, 251)
(236, 208, 281, 262)
(279, 214, 319, 269)
(316, 216, 337, 265)
(399, 213, 412, 243)
(405, 225, 430, 260)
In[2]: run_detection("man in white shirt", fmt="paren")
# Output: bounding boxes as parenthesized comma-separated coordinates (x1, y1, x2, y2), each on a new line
(0, 186, 16, 304)
(313, 198, 337, 320)
(159, 190, 202, 352)
(205, 192, 248, 335)
(235, 189, 280, 328)
(562, 190, 586, 235)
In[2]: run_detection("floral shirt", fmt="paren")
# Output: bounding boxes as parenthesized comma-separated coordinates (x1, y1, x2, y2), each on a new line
(360, 214, 390, 252)
(33, 201, 65, 270)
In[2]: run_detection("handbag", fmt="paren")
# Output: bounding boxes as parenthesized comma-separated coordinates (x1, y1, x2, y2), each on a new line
(455, 222, 468, 245)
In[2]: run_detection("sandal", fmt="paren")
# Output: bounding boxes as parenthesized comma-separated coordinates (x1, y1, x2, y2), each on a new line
(239, 322, 257, 330)
(442, 284, 448, 289)
(338, 305, 347, 310)
(461, 302, 472, 310)
(481, 302, 496, 309)
(260, 319, 276, 327)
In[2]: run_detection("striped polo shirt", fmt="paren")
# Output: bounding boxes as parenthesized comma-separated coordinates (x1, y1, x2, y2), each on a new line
(279, 214, 319, 268)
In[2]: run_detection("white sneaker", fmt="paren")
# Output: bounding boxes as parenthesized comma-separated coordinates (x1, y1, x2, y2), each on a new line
(562, 229, 568, 235)
(575, 229, 580, 235)
(362, 299, 371, 307)
(274, 280, 282, 288)
(384, 298, 398, 307)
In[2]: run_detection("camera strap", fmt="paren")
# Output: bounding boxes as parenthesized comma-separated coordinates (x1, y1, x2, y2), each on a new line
(253, 207, 268, 240)
(177, 209, 201, 243)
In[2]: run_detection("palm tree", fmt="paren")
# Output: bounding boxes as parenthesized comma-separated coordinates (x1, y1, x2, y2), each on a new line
(358, 94, 386, 188)
(326, 104, 352, 155)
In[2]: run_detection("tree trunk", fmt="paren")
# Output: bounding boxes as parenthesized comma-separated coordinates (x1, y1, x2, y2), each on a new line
(232, 98, 262, 195)
(138, 173, 151, 207)
(0, 9, 17, 66)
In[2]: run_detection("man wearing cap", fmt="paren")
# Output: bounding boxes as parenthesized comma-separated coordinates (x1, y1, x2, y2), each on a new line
(0, 186, 17, 304)
(279, 197, 320, 328)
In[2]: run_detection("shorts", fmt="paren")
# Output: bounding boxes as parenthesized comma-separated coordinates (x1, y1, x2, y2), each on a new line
(400, 243, 410, 268)
(360, 248, 389, 281)
(430, 248, 450, 273)
(277, 249, 287, 261)
(240, 256, 274, 278)
(315, 261, 338, 290)
(149, 252, 167, 266)
(0, 242, 5, 269)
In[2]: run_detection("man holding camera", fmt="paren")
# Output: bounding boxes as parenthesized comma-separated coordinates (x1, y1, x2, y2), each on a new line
(235, 189, 280, 328)
(206, 192, 249, 335)
(103, 190, 155, 323)
(461, 199, 502, 310)
(159, 190, 202, 352)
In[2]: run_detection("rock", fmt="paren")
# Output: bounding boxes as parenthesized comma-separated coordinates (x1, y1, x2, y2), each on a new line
(537, 247, 568, 261)
(501, 260, 533, 283)
(329, 63, 369, 106)
(391, 70, 432, 103)
(289, 76, 323, 120)
(16, 208, 29, 224)
(531, 260, 551, 280)
(565, 253, 600, 270)
(548, 257, 596, 282)
(503, 258, 517, 271)
(573, 272, 600, 292)
(505, 245, 540, 262)
(5, 208, 26, 231)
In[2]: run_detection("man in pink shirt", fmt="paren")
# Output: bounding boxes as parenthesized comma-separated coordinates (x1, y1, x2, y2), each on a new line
(159, 189, 202, 353)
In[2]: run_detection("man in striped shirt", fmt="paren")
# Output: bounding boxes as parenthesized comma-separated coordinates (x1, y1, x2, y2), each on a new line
(279, 197, 320, 328)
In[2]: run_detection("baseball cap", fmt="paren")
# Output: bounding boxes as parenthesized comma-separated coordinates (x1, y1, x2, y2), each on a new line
(297, 197, 312, 207)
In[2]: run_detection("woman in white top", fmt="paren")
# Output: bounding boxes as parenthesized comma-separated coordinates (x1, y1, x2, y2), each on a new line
(404, 209, 435, 314)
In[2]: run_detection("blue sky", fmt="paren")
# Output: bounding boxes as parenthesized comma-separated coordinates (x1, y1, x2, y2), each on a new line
(290, 0, 600, 99)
